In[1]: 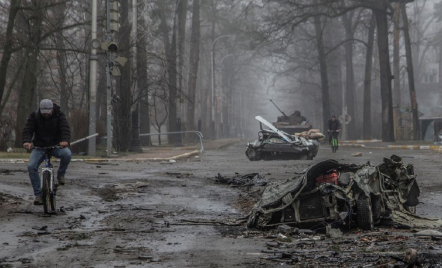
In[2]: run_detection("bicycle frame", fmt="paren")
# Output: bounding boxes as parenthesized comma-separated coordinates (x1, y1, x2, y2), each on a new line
(331, 132, 339, 146)
(39, 148, 55, 191)
(329, 131, 340, 153)
(34, 146, 58, 214)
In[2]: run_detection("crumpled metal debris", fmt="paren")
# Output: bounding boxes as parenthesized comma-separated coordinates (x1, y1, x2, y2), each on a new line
(247, 155, 442, 230)
(214, 173, 268, 187)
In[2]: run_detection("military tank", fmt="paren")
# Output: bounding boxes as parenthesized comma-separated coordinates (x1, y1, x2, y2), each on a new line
(270, 99, 312, 135)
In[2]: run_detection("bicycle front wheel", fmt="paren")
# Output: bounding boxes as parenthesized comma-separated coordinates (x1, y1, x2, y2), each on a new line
(42, 171, 51, 214)
(50, 192, 56, 212)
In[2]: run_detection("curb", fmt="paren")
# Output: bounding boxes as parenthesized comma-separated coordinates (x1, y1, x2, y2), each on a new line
(340, 144, 366, 148)
(387, 145, 442, 150)
(333, 143, 442, 152)
(0, 150, 202, 164)
(341, 140, 382, 144)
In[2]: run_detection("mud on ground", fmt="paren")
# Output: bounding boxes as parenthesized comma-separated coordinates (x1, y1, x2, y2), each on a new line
(0, 144, 442, 267)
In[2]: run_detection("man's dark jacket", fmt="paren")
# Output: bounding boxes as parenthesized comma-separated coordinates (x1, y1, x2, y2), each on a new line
(328, 119, 341, 131)
(22, 103, 71, 147)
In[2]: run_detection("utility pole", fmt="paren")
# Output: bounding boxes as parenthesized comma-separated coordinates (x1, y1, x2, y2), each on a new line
(106, 0, 112, 157)
(211, 34, 233, 139)
(88, 0, 98, 155)
(129, 0, 143, 152)
(101, 0, 125, 157)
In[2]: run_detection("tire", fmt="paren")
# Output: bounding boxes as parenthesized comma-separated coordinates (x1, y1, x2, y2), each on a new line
(356, 195, 374, 230)
(42, 171, 51, 214)
(246, 148, 261, 161)
(371, 195, 382, 224)
(50, 192, 56, 212)
(298, 154, 308, 160)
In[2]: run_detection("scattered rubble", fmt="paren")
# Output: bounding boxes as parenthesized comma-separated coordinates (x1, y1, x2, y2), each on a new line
(247, 155, 441, 231)
(214, 173, 268, 187)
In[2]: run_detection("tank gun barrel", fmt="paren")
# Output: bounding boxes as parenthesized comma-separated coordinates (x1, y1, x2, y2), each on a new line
(270, 99, 288, 118)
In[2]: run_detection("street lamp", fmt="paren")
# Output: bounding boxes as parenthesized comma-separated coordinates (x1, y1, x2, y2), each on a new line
(211, 34, 234, 139)
(219, 53, 236, 138)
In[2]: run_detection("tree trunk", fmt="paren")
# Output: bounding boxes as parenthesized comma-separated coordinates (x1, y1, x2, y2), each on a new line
(54, 2, 68, 115)
(0, 0, 20, 117)
(314, 14, 331, 132)
(157, 0, 178, 144)
(138, 2, 151, 146)
(363, 14, 376, 140)
(177, 0, 188, 122)
(373, 0, 395, 142)
(342, 12, 356, 140)
(401, 4, 420, 140)
(393, 3, 401, 138)
(15, 2, 44, 148)
(185, 0, 201, 143)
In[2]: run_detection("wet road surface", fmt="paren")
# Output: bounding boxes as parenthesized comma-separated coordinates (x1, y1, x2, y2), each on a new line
(0, 142, 442, 267)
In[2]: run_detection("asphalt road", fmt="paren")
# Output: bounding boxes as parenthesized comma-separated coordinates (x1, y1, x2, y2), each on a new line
(0, 142, 441, 267)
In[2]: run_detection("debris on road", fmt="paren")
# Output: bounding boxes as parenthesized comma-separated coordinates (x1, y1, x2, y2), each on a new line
(214, 173, 268, 187)
(351, 152, 363, 157)
(247, 155, 442, 230)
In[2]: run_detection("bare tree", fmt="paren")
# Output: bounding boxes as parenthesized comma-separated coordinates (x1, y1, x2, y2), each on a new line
(157, 0, 178, 144)
(392, 2, 401, 137)
(313, 11, 331, 132)
(15, 1, 44, 147)
(401, 3, 420, 140)
(0, 0, 20, 116)
(342, 10, 362, 139)
(363, 13, 376, 140)
(185, 0, 201, 141)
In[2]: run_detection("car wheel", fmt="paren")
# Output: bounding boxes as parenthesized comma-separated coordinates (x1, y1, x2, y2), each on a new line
(246, 148, 260, 161)
(356, 195, 374, 231)
(298, 154, 308, 160)
(371, 195, 382, 224)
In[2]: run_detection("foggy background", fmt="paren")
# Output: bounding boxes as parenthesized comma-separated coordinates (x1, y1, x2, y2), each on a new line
(0, 0, 441, 153)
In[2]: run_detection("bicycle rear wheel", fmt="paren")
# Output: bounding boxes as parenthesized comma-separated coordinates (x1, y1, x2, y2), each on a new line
(42, 171, 51, 214)
(332, 138, 338, 153)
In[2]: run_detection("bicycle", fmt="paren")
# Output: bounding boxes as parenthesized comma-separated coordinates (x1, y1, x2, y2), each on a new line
(34, 146, 59, 214)
(329, 130, 340, 153)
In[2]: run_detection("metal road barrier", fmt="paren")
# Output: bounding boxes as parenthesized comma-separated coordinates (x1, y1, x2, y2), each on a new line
(71, 133, 99, 145)
(140, 131, 204, 153)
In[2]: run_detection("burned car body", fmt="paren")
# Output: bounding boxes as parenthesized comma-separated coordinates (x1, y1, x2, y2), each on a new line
(245, 116, 321, 161)
(247, 155, 427, 230)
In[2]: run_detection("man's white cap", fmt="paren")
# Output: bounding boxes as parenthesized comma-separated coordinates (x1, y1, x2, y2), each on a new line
(40, 99, 53, 114)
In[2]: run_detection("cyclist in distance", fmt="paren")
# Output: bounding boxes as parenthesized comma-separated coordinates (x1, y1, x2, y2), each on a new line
(327, 115, 342, 145)
(22, 99, 72, 205)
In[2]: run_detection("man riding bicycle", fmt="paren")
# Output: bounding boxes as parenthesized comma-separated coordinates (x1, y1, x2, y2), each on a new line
(22, 99, 72, 205)
(327, 115, 341, 146)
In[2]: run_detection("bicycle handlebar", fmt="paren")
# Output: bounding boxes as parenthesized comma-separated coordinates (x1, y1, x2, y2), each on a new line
(33, 145, 62, 150)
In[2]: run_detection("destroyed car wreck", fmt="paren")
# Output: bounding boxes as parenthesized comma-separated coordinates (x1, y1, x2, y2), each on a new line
(247, 155, 442, 231)
(245, 116, 323, 161)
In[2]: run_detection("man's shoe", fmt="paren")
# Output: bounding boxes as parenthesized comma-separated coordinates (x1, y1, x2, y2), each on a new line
(57, 175, 65, 185)
(34, 196, 43, 205)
